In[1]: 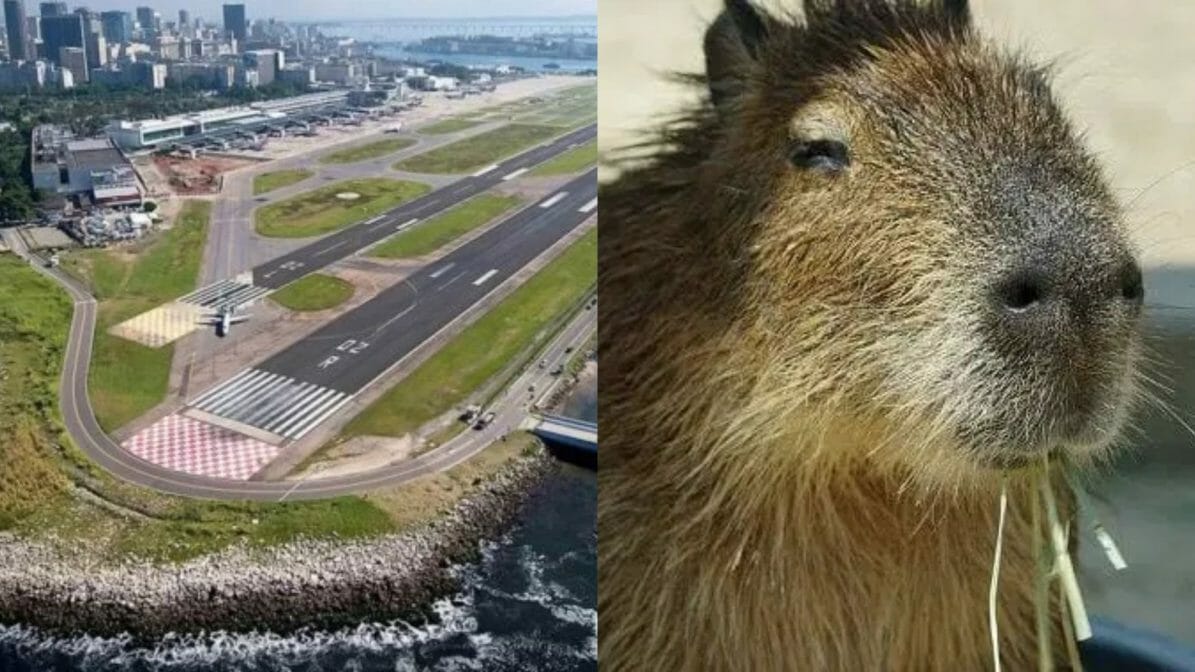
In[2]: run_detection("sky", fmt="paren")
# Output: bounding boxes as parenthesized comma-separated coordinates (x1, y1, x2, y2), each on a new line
(69, 1, 595, 21)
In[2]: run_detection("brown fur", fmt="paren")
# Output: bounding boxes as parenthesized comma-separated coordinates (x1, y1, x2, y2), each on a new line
(598, 1, 1143, 670)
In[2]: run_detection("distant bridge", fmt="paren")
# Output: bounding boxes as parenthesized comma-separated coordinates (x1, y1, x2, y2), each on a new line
(525, 413, 596, 467)
(308, 19, 596, 40)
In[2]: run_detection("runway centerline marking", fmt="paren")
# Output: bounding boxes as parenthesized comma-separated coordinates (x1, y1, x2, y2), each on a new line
(316, 240, 348, 257)
(579, 197, 597, 213)
(472, 269, 499, 286)
(429, 262, 455, 279)
(436, 271, 466, 291)
(540, 192, 568, 208)
(502, 167, 529, 180)
(471, 164, 499, 177)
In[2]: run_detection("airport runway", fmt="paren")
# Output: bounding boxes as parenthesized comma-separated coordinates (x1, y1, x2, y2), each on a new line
(187, 169, 598, 442)
(32, 165, 596, 500)
(251, 123, 596, 290)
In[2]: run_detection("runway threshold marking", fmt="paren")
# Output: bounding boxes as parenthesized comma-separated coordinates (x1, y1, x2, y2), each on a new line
(502, 167, 529, 180)
(429, 262, 456, 279)
(579, 198, 597, 213)
(472, 164, 499, 177)
(472, 269, 499, 286)
(540, 192, 568, 208)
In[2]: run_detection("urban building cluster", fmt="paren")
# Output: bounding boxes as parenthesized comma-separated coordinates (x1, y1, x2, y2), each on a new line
(0, 0, 365, 91)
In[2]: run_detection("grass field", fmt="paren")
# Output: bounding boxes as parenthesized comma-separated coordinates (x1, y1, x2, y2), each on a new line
(319, 137, 417, 164)
(270, 273, 354, 312)
(393, 124, 562, 174)
(253, 169, 313, 195)
(530, 140, 597, 176)
(420, 118, 483, 135)
(472, 85, 596, 129)
(255, 178, 431, 238)
(368, 194, 522, 259)
(343, 227, 597, 439)
(0, 254, 76, 530)
(62, 200, 210, 431)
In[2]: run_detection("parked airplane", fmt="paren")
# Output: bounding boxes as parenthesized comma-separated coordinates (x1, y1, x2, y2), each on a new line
(198, 303, 250, 337)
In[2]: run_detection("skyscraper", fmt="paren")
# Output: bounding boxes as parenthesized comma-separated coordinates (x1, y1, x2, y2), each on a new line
(3, 0, 33, 61)
(99, 10, 131, 44)
(58, 44, 85, 82)
(178, 9, 188, 27)
(222, 4, 245, 43)
(135, 6, 154, 38)
(40, 12, 84, 66)
(38, 1, 64, 17)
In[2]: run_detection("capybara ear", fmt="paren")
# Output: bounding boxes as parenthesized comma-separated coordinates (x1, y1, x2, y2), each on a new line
(703, 0, 769, 112)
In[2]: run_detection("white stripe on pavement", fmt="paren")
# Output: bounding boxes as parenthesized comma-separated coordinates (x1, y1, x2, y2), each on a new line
(502, 167, 529, 180)
(428, 262, 455, 279)
(579, 198, 597, 213)
(540, 192, 568, 208)
(472, 269, 498, 286)
(471, 164, 499, 177)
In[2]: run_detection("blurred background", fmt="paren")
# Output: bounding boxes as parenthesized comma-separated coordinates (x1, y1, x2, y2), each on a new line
(598, 0, 1195, 646)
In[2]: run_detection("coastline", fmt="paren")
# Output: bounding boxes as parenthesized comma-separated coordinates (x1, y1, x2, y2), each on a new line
(0, 450, 556, 638)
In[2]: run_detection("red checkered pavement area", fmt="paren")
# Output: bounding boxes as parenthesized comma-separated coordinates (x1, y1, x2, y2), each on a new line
(122, 414, 279, 481)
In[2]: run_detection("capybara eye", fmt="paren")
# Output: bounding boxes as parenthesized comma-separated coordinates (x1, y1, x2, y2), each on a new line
(789, 139, 850, 173)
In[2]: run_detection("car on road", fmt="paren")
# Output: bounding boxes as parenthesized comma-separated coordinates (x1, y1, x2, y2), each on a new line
(550, 364, 564, 376)
(473, 411, 496, 430)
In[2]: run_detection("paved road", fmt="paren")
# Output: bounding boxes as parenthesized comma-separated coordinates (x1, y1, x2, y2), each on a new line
(251, 123, 596, 289)
(187, 169, 598, 442)
(15, 173, 597, 501)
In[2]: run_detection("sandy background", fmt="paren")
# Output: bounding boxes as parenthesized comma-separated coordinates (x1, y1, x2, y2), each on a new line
(599, 0, 1195, 648)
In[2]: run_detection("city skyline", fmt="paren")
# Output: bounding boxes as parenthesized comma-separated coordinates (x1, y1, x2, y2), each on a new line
(5, 0, 595, 21)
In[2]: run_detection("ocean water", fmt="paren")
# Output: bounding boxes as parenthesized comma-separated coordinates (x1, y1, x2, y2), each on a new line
(377, 49, 597, 74)
(0, 382, 598, 671)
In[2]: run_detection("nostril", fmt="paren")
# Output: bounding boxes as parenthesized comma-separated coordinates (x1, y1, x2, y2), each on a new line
(1119, 260, 1144, 303)
(995, 271, 1044, 312)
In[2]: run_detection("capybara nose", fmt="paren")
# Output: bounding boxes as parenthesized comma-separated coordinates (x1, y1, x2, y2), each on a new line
(991, 255, 1143, 324)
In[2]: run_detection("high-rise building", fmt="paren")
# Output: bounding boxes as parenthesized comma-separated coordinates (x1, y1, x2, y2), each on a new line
(178, 9, 188, 28)
(58, 44, 85, 82)
(222, 4, 245, 44)
(3, 0, 33, 61)
(85, 28, 104, 68)
(40, 12, 83, 66)
(243, 49, 276, 85)
(99, 10, 131, 44)
(38, 1, 64, 17)
(135, 6, 154, 38)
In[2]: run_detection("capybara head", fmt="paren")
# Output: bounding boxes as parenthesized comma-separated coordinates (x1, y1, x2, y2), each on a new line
(692, 0, 1144, 478)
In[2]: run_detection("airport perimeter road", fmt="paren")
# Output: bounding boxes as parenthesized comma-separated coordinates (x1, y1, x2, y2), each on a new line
(251, 123, 596, 290)
(187, 169, 598, 443)
(31, 170, 597, 502)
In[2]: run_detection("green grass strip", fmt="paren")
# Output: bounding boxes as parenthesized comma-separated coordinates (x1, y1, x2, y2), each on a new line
(255, 178, 431, 238)
(530, 140, 596, 176)
(270, 273, 354, 312)
(393, 124, 562, 174)
(319, 137, 417, 164)
(252, 169, 313, 195)
(369, 193, 522, 259)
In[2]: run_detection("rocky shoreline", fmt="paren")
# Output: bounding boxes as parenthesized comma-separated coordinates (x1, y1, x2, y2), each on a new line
(0, 452, 555, 638)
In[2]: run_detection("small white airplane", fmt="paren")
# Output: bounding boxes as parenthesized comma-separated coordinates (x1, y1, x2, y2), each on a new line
(198, 303, 250, 337)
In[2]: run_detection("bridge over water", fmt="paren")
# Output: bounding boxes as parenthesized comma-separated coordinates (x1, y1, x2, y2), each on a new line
(524, 413, 596, 468)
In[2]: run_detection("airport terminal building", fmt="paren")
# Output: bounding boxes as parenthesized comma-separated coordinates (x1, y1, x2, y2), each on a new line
(31, 126, 143, 207)
(105, 88, 401, 150)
